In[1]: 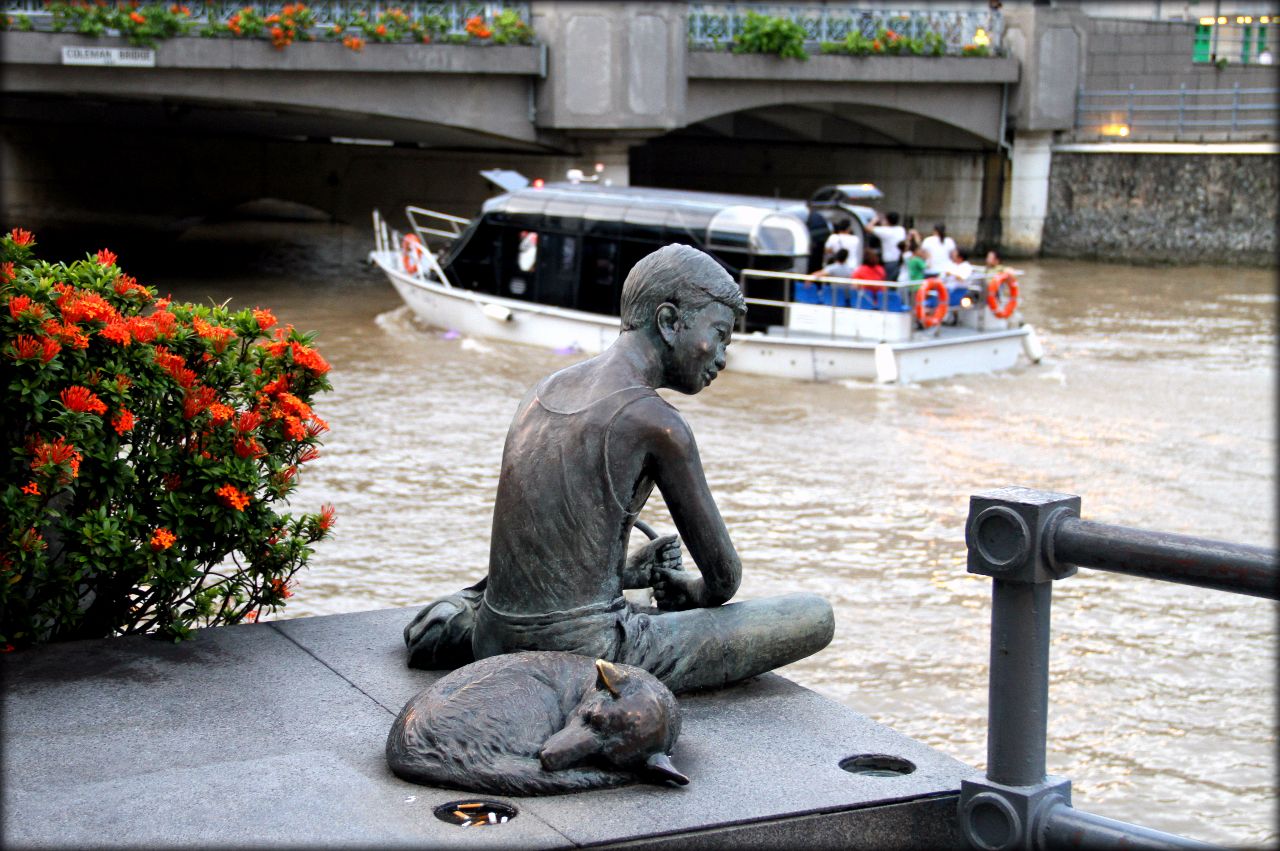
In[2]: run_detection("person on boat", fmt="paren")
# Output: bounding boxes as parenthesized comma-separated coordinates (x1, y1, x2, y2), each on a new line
(823, 219, 861, 268)
(808, 247, 855, 305)
(811, 247, 855, 280)
(984, 249, 1006, 274)
(851, 248, 888, 308)
(919, 223, 956, 275)
(404, 243, 835, 694)
(869, 212, 907, 281)
(942, 247, 976, 289)
(898, 235, 928, 283)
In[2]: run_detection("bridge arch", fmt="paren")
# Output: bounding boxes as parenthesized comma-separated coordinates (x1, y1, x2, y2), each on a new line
(684, 85, 1005, 149)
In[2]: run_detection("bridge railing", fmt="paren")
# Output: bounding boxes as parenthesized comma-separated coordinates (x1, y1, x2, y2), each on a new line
(2, 0, 528, 34)
(958, 485, 1277, 851)
(1076, 84, 1280, 135)
(688, 4, 1003, 55)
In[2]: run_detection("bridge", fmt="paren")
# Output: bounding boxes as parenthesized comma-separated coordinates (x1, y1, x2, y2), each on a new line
(1, 2, 1275, 260)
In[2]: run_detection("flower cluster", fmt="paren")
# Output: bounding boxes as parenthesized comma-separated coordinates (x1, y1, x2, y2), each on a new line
(0, 229, 334, 649)
(336, 7, 447, 50)
(464, 14, 491, 39)
(262, 2, 314, 48)
(48, 0, 196, 48)
(819, 27, 946, 57)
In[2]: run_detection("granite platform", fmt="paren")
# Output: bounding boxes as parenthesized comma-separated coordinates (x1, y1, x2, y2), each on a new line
(1, 606, 978, 849)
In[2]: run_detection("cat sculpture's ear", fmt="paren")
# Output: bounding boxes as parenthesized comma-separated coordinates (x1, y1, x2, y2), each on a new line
(594, 659, 622, 698)
(645, 752, 689, 786)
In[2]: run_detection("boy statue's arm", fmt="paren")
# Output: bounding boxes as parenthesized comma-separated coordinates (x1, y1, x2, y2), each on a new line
(642, 409, 741, 610)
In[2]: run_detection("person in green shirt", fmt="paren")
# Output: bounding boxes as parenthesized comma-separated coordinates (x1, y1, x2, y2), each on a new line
(899, 233, 929, 282)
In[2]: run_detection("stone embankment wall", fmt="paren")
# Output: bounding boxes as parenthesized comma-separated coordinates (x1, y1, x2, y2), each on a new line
(1042, 152, 1277, 266)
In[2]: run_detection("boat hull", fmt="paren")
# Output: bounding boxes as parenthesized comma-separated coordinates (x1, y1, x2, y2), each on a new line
(374, 251, 1035, 384)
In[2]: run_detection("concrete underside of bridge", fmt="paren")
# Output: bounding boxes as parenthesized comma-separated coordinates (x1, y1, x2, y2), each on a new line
(1, 95, 1004, 263)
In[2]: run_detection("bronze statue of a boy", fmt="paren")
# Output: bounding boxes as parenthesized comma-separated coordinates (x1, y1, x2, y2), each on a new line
(407, 243, 833, 693)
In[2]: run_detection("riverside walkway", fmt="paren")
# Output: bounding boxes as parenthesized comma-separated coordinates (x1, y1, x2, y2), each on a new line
(1, 606, 975, 848)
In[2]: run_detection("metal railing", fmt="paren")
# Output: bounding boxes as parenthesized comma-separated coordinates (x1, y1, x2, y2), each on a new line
(688, 4, 1003, 54)
(2, 0, 529, 34)
(959, 485, 1277, 851)
(738, 268, 922, 342)
(1076, 84, 1280, 135)
(405, 205, 470, 247)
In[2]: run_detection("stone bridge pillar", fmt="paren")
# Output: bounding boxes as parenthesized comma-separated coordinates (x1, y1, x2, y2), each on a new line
(530, 1, 688, 186)
(1001, 7, 1089, 256)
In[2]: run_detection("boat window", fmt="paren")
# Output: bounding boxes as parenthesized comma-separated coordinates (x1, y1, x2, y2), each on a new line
(444, 218, 502, 294)
(517, 230, 538, 273)
(535, 232, 579, 308)
(753, 213, 810, 256)
(579, 237, 620, 315)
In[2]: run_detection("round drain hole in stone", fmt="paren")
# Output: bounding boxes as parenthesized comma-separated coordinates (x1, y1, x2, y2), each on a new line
(434, 800, 518, 828)
(840, 754, 916, 777)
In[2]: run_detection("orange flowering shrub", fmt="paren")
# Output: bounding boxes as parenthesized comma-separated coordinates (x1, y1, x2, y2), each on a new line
(0, 230, 334, 648)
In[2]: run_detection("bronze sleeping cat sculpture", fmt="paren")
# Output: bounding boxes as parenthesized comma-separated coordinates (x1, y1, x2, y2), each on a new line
(387, 651, 687, 795)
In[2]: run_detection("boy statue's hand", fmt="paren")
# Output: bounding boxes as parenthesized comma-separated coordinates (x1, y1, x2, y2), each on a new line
(626, 533, 682, 586)
(652, 563, 705, 611)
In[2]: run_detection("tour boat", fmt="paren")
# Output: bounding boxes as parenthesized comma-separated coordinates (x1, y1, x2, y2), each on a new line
(369, 172, 1043, 384)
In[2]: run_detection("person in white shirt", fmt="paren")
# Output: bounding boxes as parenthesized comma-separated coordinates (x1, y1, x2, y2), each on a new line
(870, 212, 907, 281)
(823, 219, 861, 269)
(942, 247, 975, 288)
(919, 223, 956, 275)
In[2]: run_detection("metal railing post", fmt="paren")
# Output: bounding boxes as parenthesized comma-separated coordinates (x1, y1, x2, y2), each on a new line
(1178, 83, 1186, 134)
(1231, 82, 1240, 131)
(1127, 83, 1136, 131)
(957, 486, 1252, 850)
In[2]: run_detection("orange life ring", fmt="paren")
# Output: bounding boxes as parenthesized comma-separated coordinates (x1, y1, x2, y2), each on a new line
(914, 278, 949, 328)
(402, 233, 425, 275)
(986, 272, 1019, 319)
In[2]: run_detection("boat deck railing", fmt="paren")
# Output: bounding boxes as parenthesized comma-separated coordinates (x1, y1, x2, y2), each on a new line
(738, 267, 993, 342)
(372, 207, 453, 287)
(405, 205, 471, 247)
(960, 486, 1277, 851)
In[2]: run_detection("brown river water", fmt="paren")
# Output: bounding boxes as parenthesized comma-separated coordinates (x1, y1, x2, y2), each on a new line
(151, 223, 1275, 847)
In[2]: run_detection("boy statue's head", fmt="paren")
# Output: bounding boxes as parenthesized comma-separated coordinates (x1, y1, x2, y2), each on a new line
(618, 244, 746, 395)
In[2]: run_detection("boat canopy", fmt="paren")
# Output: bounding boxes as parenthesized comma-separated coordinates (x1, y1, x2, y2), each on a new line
(480, 183, 817, 258)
